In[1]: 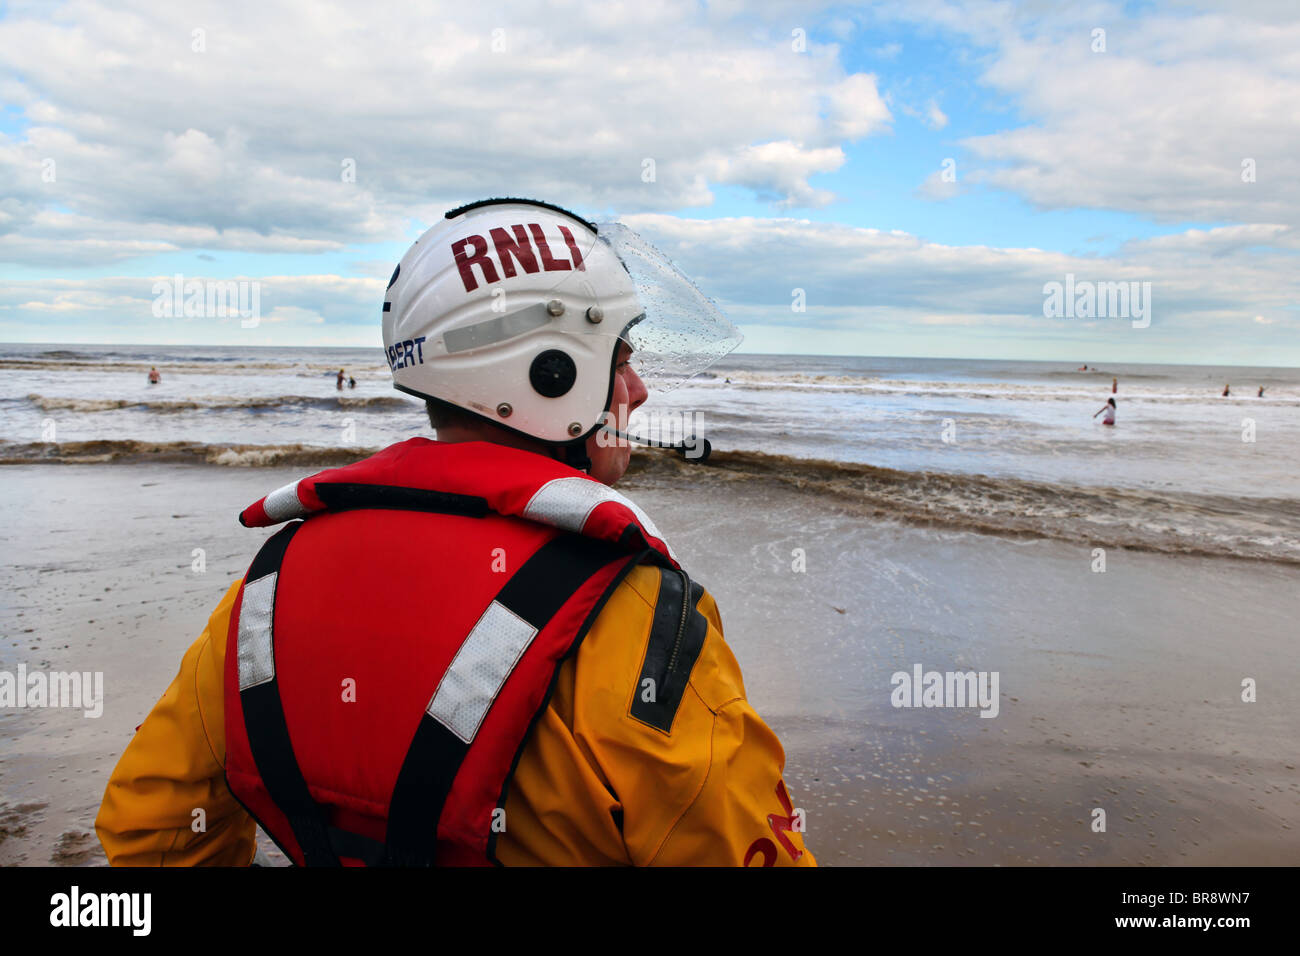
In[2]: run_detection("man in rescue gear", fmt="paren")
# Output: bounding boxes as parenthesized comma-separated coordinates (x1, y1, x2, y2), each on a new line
(95, 198, 815, 867)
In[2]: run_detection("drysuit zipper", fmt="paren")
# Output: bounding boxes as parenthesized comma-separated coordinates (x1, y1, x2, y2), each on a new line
(664, 569, 691, 677)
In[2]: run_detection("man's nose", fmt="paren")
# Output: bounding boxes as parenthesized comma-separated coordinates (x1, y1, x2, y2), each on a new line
(627, 367, 648, 413)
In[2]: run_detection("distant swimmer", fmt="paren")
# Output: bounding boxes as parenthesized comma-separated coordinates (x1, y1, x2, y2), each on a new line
(147, 366, 161, 384)
(1093, 397, 1116, 425)
(348, 376, 357, 389)
(1222, 383, 1230, 397)
(1112, 377, 1117, 394)
(337, 368, 346, 391)
(1078, 364, 1088, 371)
(1258, 386, 1265, 398)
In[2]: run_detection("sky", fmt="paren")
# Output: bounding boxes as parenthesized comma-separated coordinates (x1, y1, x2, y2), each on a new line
(0, 0, 1297, 364)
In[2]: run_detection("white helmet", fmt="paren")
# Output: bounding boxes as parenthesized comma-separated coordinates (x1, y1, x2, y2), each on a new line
(382, 197, 742, 446)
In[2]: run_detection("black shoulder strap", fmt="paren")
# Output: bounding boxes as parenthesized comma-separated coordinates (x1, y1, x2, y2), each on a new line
(484, 545, 657, 866)
(313, 482, 489, 518)
(235, 521, 341, 867)
(383, 532, 629, 866)
(629, 568, 709, 734)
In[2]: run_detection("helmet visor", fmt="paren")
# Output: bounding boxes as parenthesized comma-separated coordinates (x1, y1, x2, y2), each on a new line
(595, 221, 743, 389)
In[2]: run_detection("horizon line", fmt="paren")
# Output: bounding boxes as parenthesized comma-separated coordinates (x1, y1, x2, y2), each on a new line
(2, 341, 1297, 371)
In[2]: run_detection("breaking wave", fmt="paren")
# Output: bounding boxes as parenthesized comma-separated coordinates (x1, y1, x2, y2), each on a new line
(622, 448, 1300, 566)
(3, 437, 1296, 563)
(21, 393, 415, 413)
(0, 439, 378, 468)
(4, 440, 1297, 564)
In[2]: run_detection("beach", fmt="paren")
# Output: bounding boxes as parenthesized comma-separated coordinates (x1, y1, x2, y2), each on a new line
(2, 452, 1296, 866)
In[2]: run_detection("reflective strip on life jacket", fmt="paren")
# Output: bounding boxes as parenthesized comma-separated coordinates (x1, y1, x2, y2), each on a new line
(384, 533, 629, 866)
(524, 476, 677, 562)
(262, 479, 307, 523)
(235, 574, 277, 690)
(232, 520, 342, 867)
(428, 602, 538, 742)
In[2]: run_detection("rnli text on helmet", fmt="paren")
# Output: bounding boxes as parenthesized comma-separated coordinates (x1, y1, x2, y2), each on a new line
(452, 222, 589, 293)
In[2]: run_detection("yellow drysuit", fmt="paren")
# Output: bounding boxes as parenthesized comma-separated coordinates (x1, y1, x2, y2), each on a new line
(95, 564, 815, 867)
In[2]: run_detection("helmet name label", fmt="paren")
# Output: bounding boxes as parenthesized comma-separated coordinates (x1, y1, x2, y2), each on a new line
(452, 222, 587, 292)
(386, 335, 427, 370)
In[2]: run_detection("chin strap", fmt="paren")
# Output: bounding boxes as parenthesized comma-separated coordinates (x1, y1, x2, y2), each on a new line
(562, 442, 592, 473)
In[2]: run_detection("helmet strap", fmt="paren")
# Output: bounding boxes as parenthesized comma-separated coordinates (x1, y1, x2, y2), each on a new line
(563, 442, 592, 473)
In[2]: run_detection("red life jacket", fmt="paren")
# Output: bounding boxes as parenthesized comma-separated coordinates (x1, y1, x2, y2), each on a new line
(223, 438, 677, 866)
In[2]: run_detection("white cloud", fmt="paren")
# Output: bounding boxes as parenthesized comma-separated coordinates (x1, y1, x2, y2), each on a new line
(0, 0, 893, 267)
(164, 128, 226, 183)
(0, 209, 346, 266)
(1120, 223, 1298, 255)
(704, 141, 846, 208)
(262, 305, 325, 325)
(880, 2, 1300, 234)
(925, 99, 948, 130)
(617, 214, 1300, 360)
(5, 214, 1298, 360)
(0, 274, 383, 331)
(915, 168, 960, 200)
(826, 73, 893, 139)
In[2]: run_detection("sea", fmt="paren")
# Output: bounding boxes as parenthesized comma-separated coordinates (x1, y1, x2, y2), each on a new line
(3, 343, 1299, 563)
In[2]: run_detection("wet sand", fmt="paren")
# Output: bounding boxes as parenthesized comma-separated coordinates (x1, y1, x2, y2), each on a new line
(2, 458, 1297, 865)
